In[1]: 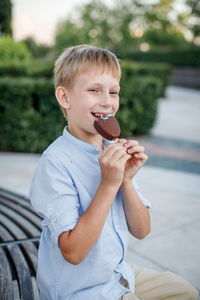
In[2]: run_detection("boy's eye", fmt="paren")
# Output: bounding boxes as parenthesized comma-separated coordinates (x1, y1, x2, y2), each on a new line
(110, 91, 119, 95)
(89, 89, 99, 93)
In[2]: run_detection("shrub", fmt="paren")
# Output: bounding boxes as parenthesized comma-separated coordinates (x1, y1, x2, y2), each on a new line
(0, 74, 164, 152)
(125, 47, 200, 68)
(121, 61, 171, 97)
(0, 77, 65, 152)
(0, 36, 31, 63)
(0, 60, 54, 77)
(119, 73, 163, 137)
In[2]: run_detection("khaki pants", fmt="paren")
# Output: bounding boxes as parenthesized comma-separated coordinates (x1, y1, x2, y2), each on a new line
(118, 265, 198, 300)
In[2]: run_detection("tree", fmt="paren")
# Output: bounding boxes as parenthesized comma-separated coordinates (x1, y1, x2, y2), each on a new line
(143, 0, 189, 49)
(54, 0, 140, 57)
(186, 0, 200, 43)
(0, 0, 12, 36)
(53, 0, 194, 58)
(22, 37, 52, 58)
(54, 20, 86, 55)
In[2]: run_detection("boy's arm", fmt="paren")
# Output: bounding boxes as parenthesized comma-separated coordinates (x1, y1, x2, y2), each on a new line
(59, 182, 118, 265)
(119, 139, 150, 239)
(59, 143, 131, 265)
(120, 180, 150, 239)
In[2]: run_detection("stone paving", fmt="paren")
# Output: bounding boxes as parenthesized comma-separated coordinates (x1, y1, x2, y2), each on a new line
(137, 136, 200, 174)
(0, 86, 200, 295)
(126, 86, 200, 295)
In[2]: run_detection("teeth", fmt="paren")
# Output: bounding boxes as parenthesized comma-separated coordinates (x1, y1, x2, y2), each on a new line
(93, 113, 112, 118)
(95, 114, 104, 117)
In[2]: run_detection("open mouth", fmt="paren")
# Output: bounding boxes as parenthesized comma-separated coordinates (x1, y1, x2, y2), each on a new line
(91, 113, 112, 120)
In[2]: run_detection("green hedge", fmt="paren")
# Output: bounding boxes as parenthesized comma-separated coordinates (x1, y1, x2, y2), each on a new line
(0, 59, 170, 86)
(121, 61, 171, 97)
(0, 60, 54, 77)
(119, 64, 163, 136)
(125, 47, 200, 68)
(0, 36, 31, 64)
(0, 77, 65, 152)
(0, 60, 169, 152)
(0, 72, 163, 152)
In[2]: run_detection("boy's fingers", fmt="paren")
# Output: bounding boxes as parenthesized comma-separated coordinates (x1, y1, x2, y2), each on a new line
(135, 153, 148, 161)
(118, 153, 132, 165)
(124, 140, 139, 148)
(111, 148, 130, 162)
(127, 145, 145, 154)
(102, 143, 125, 157)
(117, 138, 127, 144)
(102, 144, 126, 160)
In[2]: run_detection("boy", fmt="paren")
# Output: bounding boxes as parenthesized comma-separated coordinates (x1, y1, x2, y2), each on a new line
(29, 45, 198, 300)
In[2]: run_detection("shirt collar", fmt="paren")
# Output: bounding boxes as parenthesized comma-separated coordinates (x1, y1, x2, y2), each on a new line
(62, 126, 112, 154)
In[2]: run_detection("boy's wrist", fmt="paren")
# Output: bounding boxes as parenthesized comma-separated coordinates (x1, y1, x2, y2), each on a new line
(100, 181, 120, 194)
(121, 179, 133, 190)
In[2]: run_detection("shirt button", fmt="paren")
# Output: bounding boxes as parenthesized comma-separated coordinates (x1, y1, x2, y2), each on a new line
(53, 218, 57, 223)
(96, 147, 100, 152)
(115, 224, 119, 230)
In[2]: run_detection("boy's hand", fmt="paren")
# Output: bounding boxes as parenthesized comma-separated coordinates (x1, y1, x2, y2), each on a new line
(99, 143, 131, 188)
(118, 139, 148, 184)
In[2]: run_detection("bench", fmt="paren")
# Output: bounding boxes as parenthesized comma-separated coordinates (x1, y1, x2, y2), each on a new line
(0, 188, 42, 299)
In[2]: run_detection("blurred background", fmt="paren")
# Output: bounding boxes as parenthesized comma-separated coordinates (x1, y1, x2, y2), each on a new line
(0, 0, 200, 151)
(0, 0, 200, 296)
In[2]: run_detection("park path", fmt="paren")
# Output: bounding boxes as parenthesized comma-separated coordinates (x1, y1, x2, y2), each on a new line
(127, 86, 200, 294)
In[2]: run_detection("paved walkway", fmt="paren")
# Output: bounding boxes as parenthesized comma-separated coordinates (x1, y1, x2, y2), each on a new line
(0, 86, 199, 294)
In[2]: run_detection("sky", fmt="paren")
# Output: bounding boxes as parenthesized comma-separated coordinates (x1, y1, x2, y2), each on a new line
(12, 0, 90, 44)
(12, 0, 189, 45)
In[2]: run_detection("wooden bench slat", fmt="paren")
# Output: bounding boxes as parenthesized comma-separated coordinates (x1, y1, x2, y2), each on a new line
(21, 242, 38, 276)
(0, 247, 14, 300)
(0, 224, 15, 243)
(0, 204, 41, 238)
(0, 214, 27, 241)
(0, 190, 31, 208)
(0, 197, 42, 230)
(8, 244, 34, 300)
(0, 225, 38, 277)
(31, 277, 40, 300)
(0, 189, 40, 299)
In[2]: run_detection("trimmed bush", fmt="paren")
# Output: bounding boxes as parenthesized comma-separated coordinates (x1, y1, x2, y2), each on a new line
(0, 77, 65, 152)
(0, 60, 54, 77)
(0, 62, 29, 76)
(0, 36, 31, 63)
(121, 61, 171, 97)
(119, 73, 163, 136)
(0, 71, 163, 152)
(0, 59, 170, 88)
(125, 47, 200, 68)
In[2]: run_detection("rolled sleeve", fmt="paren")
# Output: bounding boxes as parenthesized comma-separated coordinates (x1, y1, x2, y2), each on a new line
(132, 178, 151, 209)
(29, 153, 80, 245)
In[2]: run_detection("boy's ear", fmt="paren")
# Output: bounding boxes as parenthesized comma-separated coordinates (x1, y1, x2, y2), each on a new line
(55, 86, 71, 109)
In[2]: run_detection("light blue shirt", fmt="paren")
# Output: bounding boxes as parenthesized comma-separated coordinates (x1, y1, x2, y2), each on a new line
(29, 126, 150, 300)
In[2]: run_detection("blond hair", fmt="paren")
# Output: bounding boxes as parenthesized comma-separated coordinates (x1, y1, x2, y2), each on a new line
(54, 45, 121, 119)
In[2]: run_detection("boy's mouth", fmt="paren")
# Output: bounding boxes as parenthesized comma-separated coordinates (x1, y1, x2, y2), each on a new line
(91, 112, 112, 121)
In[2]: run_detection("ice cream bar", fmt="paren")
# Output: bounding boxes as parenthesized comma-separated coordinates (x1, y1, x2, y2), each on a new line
(94, 114, 121, 141)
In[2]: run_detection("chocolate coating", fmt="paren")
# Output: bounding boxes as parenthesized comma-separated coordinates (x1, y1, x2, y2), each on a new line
(94, 115, 121, 140)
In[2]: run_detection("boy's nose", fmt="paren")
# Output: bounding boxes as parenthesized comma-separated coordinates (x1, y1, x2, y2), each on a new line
(100, 93, 111, 106)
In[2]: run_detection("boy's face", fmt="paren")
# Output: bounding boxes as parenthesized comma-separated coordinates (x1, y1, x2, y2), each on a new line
(65, 67, 120, 143)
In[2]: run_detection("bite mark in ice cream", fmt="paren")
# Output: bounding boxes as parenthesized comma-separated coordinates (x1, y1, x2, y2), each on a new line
(94, 114, 120, 141)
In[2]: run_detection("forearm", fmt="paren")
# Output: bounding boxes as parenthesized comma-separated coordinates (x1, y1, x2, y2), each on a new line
(59, 182, 118, 264)
(120, 180, 151, 239)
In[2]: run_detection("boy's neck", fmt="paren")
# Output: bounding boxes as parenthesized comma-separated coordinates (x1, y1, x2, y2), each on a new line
(68, 126, 103, 148)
